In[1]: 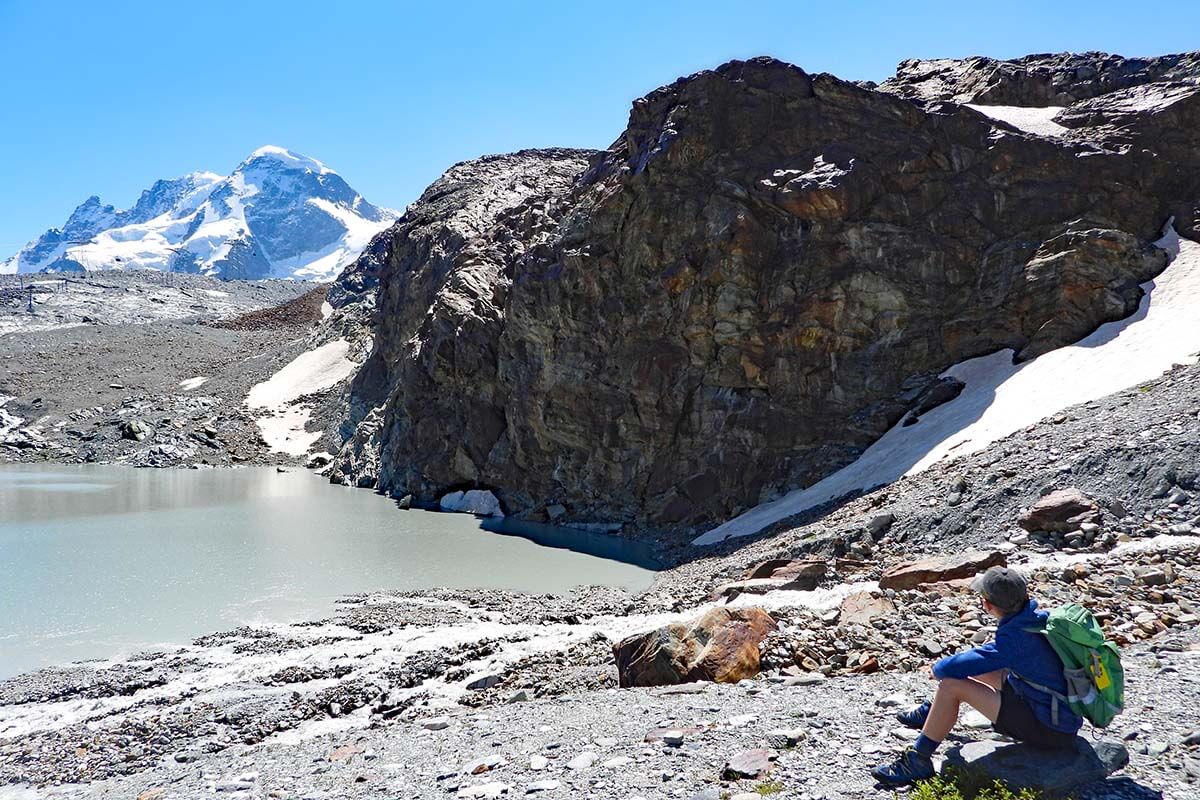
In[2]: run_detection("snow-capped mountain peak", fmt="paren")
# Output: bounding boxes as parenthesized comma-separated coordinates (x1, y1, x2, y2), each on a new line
(2, 148, 397, 280)
(243, 145, 332, 175)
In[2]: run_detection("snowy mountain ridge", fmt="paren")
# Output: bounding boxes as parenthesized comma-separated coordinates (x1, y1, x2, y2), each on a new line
(2, 146, 398, 280)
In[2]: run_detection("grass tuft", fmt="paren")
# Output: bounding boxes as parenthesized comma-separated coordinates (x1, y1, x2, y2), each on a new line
(907, 772, 1049, 800)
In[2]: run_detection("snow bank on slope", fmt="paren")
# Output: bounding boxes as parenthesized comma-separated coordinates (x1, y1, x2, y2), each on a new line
(247, 340, 354, 408)
(247, 339, 356, 455)
(694, 227, 1200, 545)
(965, 104, 1069, 137)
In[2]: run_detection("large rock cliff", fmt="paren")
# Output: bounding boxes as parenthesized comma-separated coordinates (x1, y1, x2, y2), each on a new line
(330, 54, 1200, 536)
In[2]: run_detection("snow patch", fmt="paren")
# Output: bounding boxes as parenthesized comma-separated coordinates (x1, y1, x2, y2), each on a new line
(965, 104, 1069, 138)
(695, 226, 1200, 545)
(247, 340, 356, 454)
(178, 376, 209, 391)
(247, 340, 354, 409)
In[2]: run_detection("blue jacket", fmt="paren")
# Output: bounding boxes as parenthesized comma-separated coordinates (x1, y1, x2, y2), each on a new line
(932, 599, 1083, 734)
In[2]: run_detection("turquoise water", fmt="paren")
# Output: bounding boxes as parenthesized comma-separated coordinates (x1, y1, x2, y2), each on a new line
(0, 465, 657, 678)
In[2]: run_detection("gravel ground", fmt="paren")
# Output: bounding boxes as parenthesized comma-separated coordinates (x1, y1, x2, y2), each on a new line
(9, 629, 1196, 800)
(0, 272, 312, 337)
(0, 275, 337, 468)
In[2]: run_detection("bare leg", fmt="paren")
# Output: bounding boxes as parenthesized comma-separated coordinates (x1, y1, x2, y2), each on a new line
(971, 669, 1006, 692)
(922, 677, 1002, 741)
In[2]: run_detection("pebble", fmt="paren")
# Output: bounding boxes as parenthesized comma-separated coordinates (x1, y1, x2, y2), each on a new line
(566, 751, 597, 770)
(457, 783, 511, 799)
(525, 780, 560, 794)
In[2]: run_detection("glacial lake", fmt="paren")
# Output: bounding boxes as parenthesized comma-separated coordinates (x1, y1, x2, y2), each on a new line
(0, 464, 658, 679)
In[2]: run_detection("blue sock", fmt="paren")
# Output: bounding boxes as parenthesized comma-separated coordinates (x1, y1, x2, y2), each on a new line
(914, 733, 941, 758)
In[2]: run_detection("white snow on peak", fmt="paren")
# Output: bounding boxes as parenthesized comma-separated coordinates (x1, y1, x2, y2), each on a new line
(694, 225, 1200, 546)
(245, 145, 332, 174)
(2, 148, 396, 280)
(965, 104, 1070, 138)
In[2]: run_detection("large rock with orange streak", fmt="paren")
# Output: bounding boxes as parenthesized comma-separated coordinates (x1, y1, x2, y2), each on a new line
(612, 607, 777, 687)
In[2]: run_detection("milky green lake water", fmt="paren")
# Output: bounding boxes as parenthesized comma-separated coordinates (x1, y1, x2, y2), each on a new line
(0, 465, 657, 679)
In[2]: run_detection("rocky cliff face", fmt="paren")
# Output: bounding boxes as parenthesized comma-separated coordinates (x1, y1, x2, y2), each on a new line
(879, 50, 1200, 105)
(332, 54, 1200, 536)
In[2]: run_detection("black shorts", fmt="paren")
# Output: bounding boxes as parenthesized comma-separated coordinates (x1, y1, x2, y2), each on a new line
(993, 681, 1077, 750)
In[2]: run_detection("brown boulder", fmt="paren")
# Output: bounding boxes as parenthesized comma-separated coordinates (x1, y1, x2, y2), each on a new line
(613, 607, 776, 687)
(879, 551, 1007, 590)
(722, 748, 777, 779)
(1018, 488, 1101, 532)
(716, 557, 828, 599)
(839, 591, 896, 625)
(745, 557, 827, 584)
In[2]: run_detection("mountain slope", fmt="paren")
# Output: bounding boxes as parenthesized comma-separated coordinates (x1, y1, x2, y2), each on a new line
(1, 147, 398, 280)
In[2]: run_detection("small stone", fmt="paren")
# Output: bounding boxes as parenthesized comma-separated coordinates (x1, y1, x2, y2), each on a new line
(765, 728, 807, 748)
(876, 691, 909, 708)
(602, 756, 634, 768)
(466, 674, 504, 691)
(566, 752, 597, 770)
(529, 755, 549, 771)
(462, 755, 507, 775)
(422, 716, 452, 731)
(661, 730, 686, 747)
(782, 672, 826, 686)
(525, 780, 560, 794)
(457, 783, 511, 799)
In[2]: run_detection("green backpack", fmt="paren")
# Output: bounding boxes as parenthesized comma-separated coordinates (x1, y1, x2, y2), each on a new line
(1022, 603, 1125, 728)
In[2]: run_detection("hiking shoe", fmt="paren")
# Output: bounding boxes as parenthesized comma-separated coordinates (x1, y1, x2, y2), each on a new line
(896, 699, 931, 729)
(871, 748, 935, 786)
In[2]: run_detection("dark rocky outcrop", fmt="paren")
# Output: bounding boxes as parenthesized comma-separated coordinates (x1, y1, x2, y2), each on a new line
(331, 54, 1200, 535)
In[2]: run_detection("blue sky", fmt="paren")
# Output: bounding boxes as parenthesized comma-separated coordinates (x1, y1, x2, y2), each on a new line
(2, 0, 1198, 252)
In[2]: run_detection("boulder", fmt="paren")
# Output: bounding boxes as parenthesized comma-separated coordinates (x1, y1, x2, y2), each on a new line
(879, 551, 1007, 590)
(839, 592, 896, 625)
(613, 607, 776, 687)
(943, 738, 1129, 793)
(744, 557, 827, 585)
(119, 419, 152, 441)
(716, 558, 827, 598)
(1018, 488, 1100, 532)
(440, 489, 504, 517)
(722, 748, 777, 780)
